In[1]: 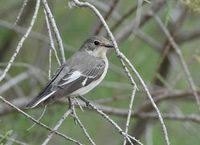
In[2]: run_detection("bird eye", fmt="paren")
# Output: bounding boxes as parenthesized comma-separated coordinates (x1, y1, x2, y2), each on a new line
(94, 40, 100, 46)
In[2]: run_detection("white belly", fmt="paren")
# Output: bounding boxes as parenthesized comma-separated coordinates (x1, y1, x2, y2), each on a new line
(71, 58, 108, 96)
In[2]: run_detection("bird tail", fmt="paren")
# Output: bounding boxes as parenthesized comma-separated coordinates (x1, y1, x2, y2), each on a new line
(26, 88, 56, 109)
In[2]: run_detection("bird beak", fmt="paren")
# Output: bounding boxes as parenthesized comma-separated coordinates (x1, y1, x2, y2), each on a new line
(103, 44, 114, 49)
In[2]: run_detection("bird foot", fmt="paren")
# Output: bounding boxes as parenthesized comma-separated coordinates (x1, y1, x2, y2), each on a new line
(78, 95, 91, 107)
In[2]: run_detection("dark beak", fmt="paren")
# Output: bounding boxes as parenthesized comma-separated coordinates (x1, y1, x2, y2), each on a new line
(104, 44, 114, 49)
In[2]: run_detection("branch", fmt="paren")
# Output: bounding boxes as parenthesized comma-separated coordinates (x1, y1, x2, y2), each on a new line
(0, 134, 29, 145)
(14, 0, 29, 25)
(41, 109, 73, 145)
(0, 0, 41, 82)
(0, 96, 82, 145)
(116, 0, 165, 43)
(78, 96, 142, 145)
(44, 9, 61, 66)
(152, 12, 200, 112)
(176, 29, 200, 43)
(1, 95, 200, 124)
(123, 86, 137, 145)
(93, 0, 119, 35)
(42, 0, 65, 63)
(71, 100, 96, 145)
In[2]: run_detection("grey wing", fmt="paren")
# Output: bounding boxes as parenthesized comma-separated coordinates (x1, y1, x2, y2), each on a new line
(26, 60, 105, 108)
(26, 64, 69, 108)
(56, 60, 106, 94)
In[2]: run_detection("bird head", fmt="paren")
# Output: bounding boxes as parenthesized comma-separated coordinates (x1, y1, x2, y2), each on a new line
(80, 36, 114, 58)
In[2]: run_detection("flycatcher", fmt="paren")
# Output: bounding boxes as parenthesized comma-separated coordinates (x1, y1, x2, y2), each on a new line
(26, 36, 114, 108)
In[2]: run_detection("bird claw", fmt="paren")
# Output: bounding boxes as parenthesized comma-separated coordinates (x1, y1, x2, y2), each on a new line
(78, 95, 91, 108)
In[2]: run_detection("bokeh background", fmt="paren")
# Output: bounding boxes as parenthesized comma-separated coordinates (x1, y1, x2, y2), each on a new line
(0, 0, 200, 145)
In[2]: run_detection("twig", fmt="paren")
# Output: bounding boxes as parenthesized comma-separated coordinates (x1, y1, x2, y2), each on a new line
(0, 0, 41, 83)
(71, 101, 96, 145)
(0, 71, 29, 94)
(123, 86, 137, 145)
(44, 9, 61, 66)
(27, 106, 47, 131)
(111, 4, 138, 32)
(48, 48, 52, 78)
(137, 30, 162, 52)
(177, 29, 200, 43)
(78, 96, 142, 145)
(41, 109, 73, 145)
(1, 96, 200, 124)
(42, 0, 66, 63)
(0, 96, 82, 145)
(86, 0, 121, 20)
(116, 0, 165, 43)
(0, 19, 74, 53)
(0, 134, 29, 145)
(118, 53, 170, 145)
(153, 12, 200, 112)
(93, 0, 119, 35)
(14, 0, 29, 25)
(71, 1, 170, 145)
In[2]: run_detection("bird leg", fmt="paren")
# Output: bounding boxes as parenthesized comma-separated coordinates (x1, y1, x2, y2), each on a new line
(68, 97, 73, 109)
(78, 95, 90, 107)
(68, 97, 78, 125)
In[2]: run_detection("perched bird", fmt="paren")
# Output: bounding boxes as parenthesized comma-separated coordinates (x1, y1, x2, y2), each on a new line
(26, 36, 114, 108)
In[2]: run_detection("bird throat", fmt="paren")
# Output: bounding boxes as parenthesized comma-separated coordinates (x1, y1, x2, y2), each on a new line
(87, 47, 107, 59)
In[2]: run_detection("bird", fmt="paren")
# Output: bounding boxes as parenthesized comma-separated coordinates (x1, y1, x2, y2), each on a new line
(26, 36, 114, 108)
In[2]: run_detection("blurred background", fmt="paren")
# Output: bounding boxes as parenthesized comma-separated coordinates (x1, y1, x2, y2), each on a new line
(0, 0, 200, 145)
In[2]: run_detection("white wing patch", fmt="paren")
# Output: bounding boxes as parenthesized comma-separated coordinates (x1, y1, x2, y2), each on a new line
(82, 78, 88, 86)
(60, 71, 82, 86)
(30, 91, 56, 108)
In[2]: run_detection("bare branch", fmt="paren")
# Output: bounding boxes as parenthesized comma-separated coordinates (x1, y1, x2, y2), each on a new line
(78, 96, 142, 145)
(93, 0, 119, 35)
(0, 96, 82, 145)
(44, 9, 61, 66)
(123, 86, 137, 145)
(14, 0, 29, 25)
(0, 134, 29, 145)
(116, 0, 165, 43)
(42, 0, 66, 63)
(71, 102, 96, 145)
(152, 12, 200, 112)
(0, 0, 41, 82)
(41, 109, 73, 145)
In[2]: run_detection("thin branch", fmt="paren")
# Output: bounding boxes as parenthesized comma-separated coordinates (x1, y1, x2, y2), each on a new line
(111, 4, 138, 32)
(41, 109, 73, 145)
(116, 0, 165, 43)
(0, 134, 29, 145)
(42, 0, 65, 63)
(48, 49, 52, 78)
(123, 86, 137, 145)
(14, 0, 29, 25)
(137, 30, 163, 52)
(1, 95, 200, 124)
(0, 71, 29, 94)
(93, 0, 119, 35)
(78, 96, 142, 145)
(44, 9, 61, 66)
(0, 96, 82, 145)
(71, 102, 96, 145)
(153, 12, 200, 112)
(176, 29, 200, 43)
(0, 0, 41, 82)
(71, 1, 169, 144)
